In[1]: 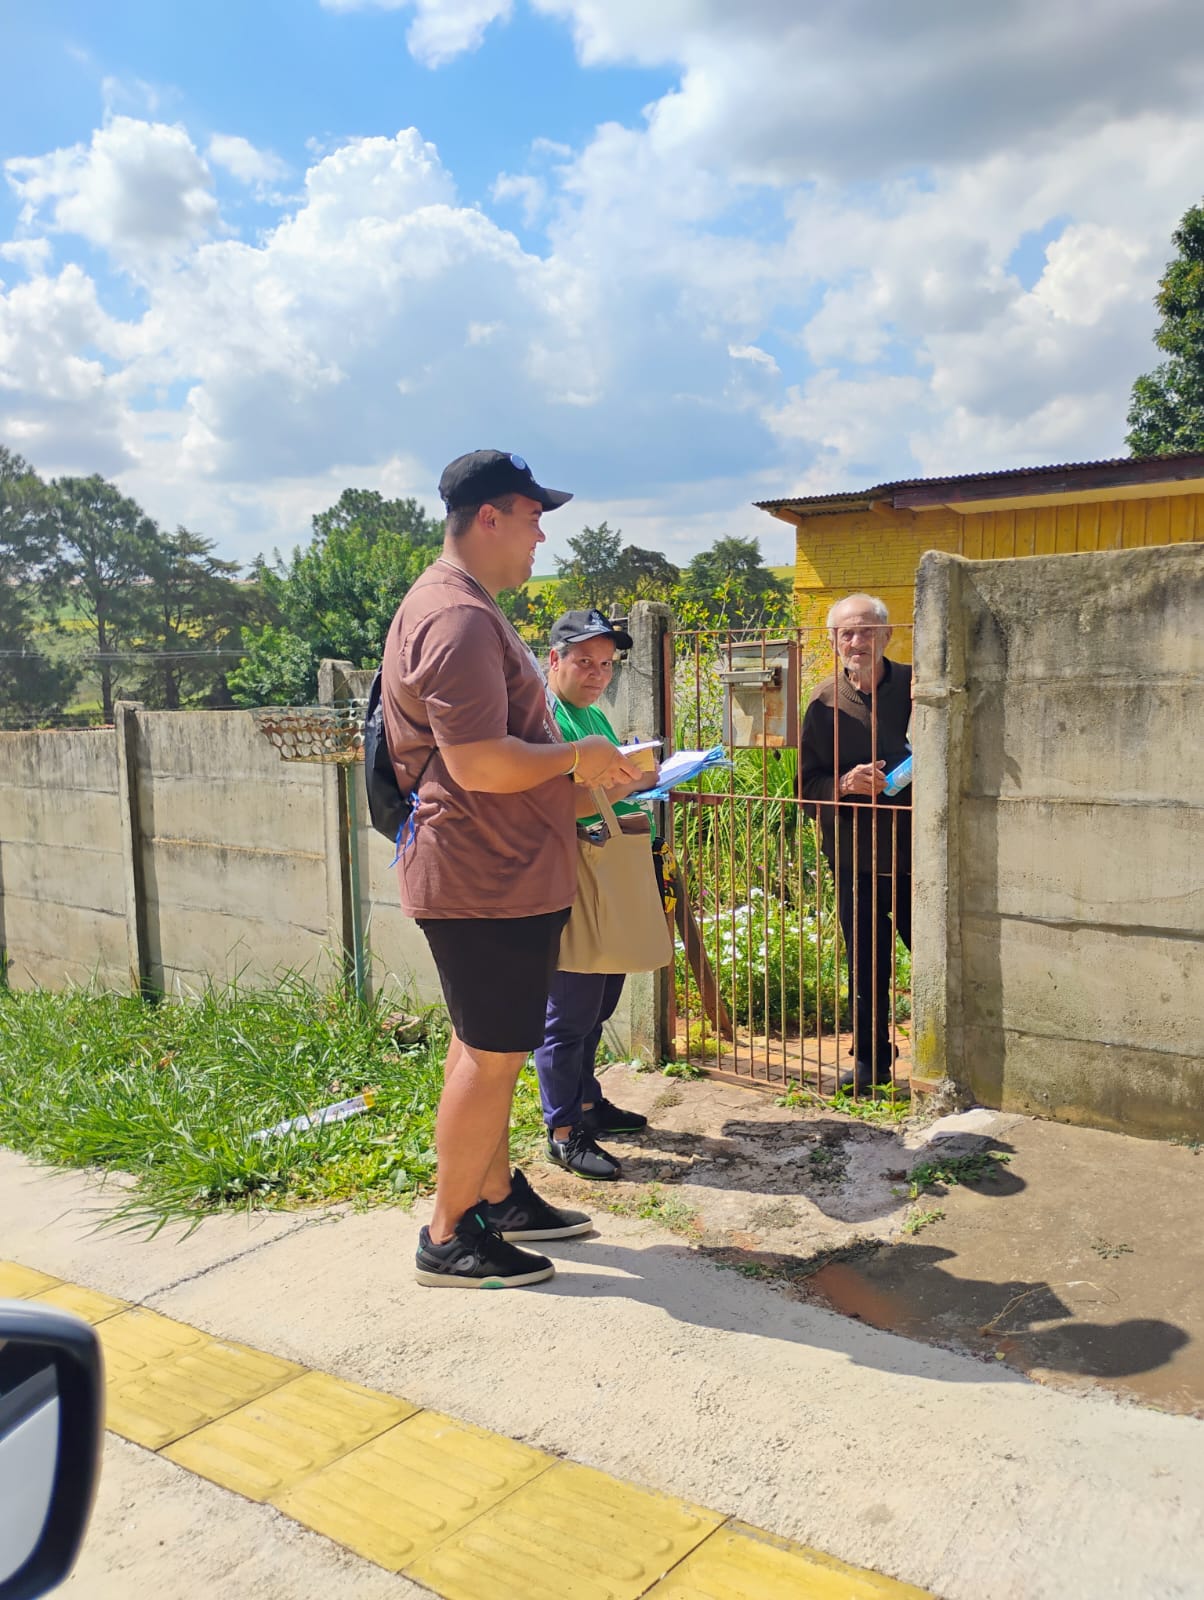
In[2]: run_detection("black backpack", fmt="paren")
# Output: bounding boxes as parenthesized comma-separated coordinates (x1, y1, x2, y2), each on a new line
(362, 667, 433, 849)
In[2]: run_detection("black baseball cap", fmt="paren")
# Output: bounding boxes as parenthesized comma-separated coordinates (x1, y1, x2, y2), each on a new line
(549, 609, 634, 652)
(438, 449, 572, 513)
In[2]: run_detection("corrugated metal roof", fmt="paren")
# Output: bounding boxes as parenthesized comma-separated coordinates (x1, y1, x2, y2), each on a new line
(755, 452, 1204, 513)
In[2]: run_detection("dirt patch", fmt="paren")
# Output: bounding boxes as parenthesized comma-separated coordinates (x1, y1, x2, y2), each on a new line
(800, 1114, 1204, 1417)
(530, 1071, 1204, 1418)
(527, 1062, 920, 1262)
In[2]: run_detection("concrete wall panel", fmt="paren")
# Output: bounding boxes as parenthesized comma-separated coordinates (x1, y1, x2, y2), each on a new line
(961, 797, 1204, 933)
(963, 1025, 1204, 1140)
(0, 784, 124, 854)
(142, 838, 326, 927)
(962, 915, 1203, 1057)
(138, 773, 322, 856)
(915, 542, 1204, 1140)
(964, 681, 1198, 806)
(0, 840, 124, 916)
(1, 896, 128, 990)
(356, 825, 442, 1006)
(146, 904, 331, 991)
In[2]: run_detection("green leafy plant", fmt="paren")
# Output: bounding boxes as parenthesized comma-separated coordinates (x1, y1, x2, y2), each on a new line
(902, 1207, 945, 1236)
(825, 1087, 912, 1124)
(906, 1148, 1010, 1199)
(0, 975, 544, 1234)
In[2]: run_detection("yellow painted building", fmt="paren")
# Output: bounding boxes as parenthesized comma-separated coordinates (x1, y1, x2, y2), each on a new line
(757, 454, 1204, 660)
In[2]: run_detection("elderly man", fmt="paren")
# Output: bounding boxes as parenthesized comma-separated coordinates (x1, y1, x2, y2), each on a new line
(382, 450, 640, 1288)
(800, 594, 912, 1094)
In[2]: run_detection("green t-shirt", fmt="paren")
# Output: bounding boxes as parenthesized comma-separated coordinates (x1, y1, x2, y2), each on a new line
(550, 695, 646, 823)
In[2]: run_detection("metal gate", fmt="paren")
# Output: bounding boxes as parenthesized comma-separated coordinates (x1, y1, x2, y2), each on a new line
(663, 621, 914, 1098)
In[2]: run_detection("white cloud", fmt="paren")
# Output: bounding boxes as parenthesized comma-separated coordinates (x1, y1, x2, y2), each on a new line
(319, 0, 513, 67)
(0, 239, 52, 277)
(406, 0, 513, 66)
(491, 173, 546, 226)
(206, 134, 289, 188)
(728, 344, 779, 375)
(0, 264, 131, 472)
(5, 116, 217, 261)
(5, 3, 1204, 568)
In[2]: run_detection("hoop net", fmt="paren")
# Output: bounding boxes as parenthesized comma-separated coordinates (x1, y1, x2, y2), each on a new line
(251, 702, 368, 764)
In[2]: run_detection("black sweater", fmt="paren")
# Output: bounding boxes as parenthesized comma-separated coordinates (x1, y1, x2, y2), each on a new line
(799, 658, 912, 878)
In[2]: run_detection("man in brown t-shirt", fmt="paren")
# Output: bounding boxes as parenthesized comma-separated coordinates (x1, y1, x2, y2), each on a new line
(383, 449, 639, 1288)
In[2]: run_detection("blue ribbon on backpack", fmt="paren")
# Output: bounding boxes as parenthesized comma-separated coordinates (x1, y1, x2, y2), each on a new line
(389, 790, 423, 868)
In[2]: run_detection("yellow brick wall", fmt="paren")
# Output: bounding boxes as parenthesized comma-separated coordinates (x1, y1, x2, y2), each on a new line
(792, 491, 1204, 661)
(792, 508, 960, 662)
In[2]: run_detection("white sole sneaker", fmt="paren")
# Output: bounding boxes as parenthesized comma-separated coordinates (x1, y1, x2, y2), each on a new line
(413, 1261, 555, 1289)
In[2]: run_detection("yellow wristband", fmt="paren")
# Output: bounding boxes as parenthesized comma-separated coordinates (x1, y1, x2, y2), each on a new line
(566, 743, 580, 778)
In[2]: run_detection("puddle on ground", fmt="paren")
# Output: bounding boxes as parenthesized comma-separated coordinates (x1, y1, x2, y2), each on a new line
(807, 1249, 1203, 1417)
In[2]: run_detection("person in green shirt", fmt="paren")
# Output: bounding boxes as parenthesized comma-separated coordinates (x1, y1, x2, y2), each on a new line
(536, 611, 655, 1178)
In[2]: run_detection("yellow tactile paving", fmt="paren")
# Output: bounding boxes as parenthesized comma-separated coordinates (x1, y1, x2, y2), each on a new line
(97, 1307, 304, 1449)
(163, 1370, 417, 1501)
(274, 1407, 552, 1572)
(12, 1265, 935, 1600)
(407, 1458, 724, 1600)
(645, 1521, 933, 1599)
(0, 1260, 62, 1298)
(32, 1282, 129, 1324)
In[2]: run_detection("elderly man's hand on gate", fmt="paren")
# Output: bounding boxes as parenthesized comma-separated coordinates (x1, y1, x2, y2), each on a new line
(839, 760, 887, 797)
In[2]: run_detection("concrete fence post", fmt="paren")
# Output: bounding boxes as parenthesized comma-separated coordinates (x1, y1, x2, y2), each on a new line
(600, 601, 673, 1066)
(317, 660, 362, 996)
(113, 700, 153, 998)
(910, 553, 968, 1090)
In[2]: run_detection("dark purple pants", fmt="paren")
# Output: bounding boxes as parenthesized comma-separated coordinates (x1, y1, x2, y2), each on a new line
(533, 970, 626, 1129)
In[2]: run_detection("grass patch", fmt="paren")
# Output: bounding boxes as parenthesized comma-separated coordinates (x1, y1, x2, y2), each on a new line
(0, 975, 544, 1234)
(905, 1148, 1010, 1199)
(774, 1079, 911, 1125)
(902, 1207, 945, 1235)
(603, 1182, 702, 1240)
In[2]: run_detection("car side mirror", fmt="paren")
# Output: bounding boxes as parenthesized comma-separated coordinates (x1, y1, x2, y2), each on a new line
(0, 1302, 104, 1600)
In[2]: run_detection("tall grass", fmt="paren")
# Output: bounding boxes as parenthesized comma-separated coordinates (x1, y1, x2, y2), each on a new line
(0, 975, 543, 1233)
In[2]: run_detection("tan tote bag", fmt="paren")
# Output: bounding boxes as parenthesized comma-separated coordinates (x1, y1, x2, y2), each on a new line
(558, 788, 674, 975)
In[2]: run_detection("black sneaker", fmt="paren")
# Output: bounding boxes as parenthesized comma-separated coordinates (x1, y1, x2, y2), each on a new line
(583, 1096, 648, 1136)
(547, 1126, 622, 1181)
(414, 1206, 555, 1289)
(481, 1168, 592, 1241)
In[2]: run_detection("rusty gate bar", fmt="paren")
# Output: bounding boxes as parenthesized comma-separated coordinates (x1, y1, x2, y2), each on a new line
(664, 619, 914, 1098)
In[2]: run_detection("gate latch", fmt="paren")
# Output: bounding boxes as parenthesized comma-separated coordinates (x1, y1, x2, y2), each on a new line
(716, 666, 780, 688)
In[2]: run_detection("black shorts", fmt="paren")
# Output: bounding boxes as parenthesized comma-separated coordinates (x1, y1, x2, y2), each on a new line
(417, 909, 571, 1054)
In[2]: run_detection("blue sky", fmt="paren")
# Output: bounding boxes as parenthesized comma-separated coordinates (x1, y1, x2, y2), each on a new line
(3, 0, 1204, 570)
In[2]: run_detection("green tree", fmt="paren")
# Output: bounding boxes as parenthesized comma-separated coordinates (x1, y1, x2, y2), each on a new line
(1127, 201, 1204, 455)
(228, 489, 444, 706)
(617, 544, 679, 600)
(46, 476, 162, 722)
(553, 521, 625, 611)
(678, 535, 791, 628)
(133, 527, 248, 710)
(0, 448, 79, 726)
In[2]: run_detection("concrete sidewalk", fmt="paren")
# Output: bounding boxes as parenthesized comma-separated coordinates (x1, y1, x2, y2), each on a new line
(2, 1134, 1202, 1600)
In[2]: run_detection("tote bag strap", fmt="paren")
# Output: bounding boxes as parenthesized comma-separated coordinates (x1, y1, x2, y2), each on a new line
(587, 786, 622, 842)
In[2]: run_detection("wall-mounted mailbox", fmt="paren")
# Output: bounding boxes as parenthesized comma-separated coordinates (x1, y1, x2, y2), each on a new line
(719, 640, 798, 748)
